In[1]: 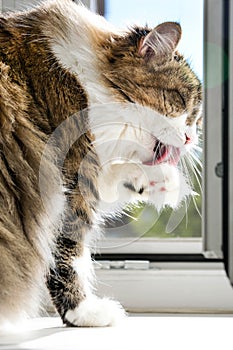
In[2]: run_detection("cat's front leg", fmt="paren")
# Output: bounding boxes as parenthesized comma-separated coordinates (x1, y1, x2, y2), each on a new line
(47, 227, 125, 327)
(46, 133, 125, 326)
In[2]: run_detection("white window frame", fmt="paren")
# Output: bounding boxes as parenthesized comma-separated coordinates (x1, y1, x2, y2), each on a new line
(93, 0, 233, 313)
(203, 0, 223, 259)
(95, 0, 223, 259)
(98, 238, 202, 255)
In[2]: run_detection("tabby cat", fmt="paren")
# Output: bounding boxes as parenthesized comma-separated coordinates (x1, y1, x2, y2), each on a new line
(0, 0, 202, 327)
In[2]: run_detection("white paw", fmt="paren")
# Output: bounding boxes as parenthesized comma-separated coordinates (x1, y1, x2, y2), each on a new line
(64, 297, 126, 327)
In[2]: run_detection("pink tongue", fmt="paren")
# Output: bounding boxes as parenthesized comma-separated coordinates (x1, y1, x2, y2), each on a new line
(143, 146, 180, 166)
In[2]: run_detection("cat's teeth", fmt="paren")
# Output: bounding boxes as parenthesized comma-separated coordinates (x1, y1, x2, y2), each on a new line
(155, 145, 169, 163)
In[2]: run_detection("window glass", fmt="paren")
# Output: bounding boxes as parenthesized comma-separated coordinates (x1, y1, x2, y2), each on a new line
(103, 0, 203, 241)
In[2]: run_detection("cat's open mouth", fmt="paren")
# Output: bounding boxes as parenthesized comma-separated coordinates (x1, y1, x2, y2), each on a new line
(143, 140, 181, 166)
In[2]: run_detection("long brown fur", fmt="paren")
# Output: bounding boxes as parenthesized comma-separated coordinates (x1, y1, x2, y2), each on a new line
(0, 4, 99, 324)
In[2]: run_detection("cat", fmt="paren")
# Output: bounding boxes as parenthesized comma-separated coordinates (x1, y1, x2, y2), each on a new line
(0, 0, 202, 327)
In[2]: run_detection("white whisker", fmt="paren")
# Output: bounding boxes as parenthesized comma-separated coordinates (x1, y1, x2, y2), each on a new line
(189, 152, 203, 168)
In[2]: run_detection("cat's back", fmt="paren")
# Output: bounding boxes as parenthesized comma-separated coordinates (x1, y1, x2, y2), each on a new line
(0, 13, 25, 132)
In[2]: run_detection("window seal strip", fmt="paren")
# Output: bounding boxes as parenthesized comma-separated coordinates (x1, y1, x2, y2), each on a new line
(94, 253, 223, 263)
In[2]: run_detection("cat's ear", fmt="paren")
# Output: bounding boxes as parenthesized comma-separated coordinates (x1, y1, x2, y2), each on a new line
(139, 22, 182, 60)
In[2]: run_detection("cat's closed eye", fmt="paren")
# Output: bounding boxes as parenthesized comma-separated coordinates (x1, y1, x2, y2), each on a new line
(174, 54, 181, 62)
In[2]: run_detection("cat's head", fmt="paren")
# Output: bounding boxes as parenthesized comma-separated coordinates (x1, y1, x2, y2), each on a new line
(92, 22, 202, 210)
(102, 21, 202, 135)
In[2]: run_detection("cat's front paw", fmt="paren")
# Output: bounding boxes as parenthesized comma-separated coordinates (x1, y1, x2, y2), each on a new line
(124, 163, 191, 208)
(64, 296, 126, 327)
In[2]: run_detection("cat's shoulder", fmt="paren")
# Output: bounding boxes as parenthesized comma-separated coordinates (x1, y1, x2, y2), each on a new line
(0, 61, 27, 132)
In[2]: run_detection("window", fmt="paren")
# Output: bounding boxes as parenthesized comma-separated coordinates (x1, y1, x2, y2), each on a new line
(93, 0, 233, 313)
(96, 0, 204, 256)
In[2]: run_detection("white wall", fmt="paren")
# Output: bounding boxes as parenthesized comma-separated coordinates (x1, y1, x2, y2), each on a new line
(1, 0, 91, 12)
(2, 0, 40, 12)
